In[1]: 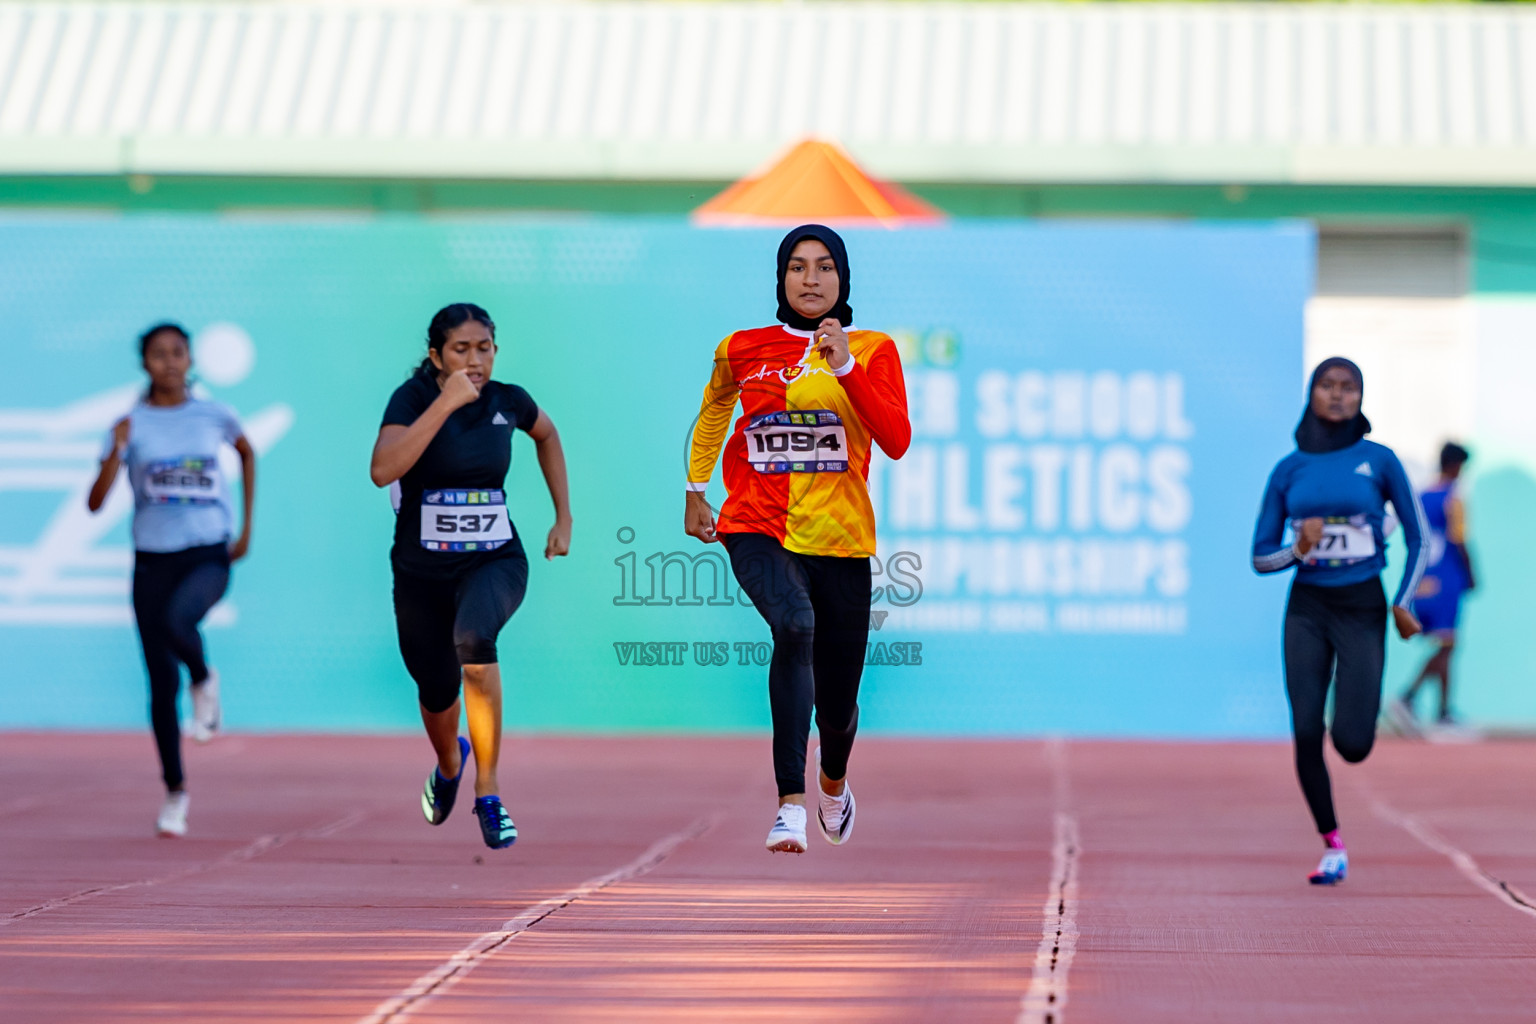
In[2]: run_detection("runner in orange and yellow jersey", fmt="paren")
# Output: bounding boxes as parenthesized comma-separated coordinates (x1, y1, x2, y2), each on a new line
(684, 224, 911, 854)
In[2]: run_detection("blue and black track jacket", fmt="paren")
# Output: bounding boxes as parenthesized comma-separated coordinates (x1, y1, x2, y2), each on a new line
(1252, 439, 1430, 609)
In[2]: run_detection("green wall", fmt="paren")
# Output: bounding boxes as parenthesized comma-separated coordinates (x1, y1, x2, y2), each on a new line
(5, 173, 1536, 292)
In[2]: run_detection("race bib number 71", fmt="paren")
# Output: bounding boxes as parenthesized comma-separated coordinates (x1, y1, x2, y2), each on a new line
(421, 489, 514, 552)
(744, 410, 848, 474)
(1298, 516, 1376, 565)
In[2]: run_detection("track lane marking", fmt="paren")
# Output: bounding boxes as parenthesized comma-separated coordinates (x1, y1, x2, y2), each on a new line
(1019, 738, 1080, 1024)
(1369, 796, 1536, 921)
(1, 809, 367, 926)
(359, 815, 714, 1024)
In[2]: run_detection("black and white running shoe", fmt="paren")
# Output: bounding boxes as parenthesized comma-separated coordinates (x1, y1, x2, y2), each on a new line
(815, 747, 855, 846)
(421, 736, 470, 825)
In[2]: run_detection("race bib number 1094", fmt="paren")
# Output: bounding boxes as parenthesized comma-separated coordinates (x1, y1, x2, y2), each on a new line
(421, 489, 514, 552)
(744, 410, 848, 474)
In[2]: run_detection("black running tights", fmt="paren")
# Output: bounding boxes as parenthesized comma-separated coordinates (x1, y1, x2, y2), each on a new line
(132, 543, 230, 792)
(1283, 578, 1387, 835)
(392, 550, 529, 715)
(723, 532, 871, 799)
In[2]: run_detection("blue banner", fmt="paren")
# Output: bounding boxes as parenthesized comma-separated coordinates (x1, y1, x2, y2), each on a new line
(0, 217, 1309, 736)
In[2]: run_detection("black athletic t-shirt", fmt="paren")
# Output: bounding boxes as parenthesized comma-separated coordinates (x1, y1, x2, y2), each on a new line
(382, 373, 539, 579)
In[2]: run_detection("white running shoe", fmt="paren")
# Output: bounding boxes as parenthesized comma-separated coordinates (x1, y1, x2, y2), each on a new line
(766, 804, 808, 854)
(1426, 719, 1483, 744)
(188, 669, 221, 743)
(156, 792, 190, 837)
(815, 748, 856, 846)
(1384, 698, 1419, 738)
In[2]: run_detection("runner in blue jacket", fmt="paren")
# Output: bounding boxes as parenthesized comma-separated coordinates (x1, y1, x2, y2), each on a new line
(1252, 357, 1429, 885)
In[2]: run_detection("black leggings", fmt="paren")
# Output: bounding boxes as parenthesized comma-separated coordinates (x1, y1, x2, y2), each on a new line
(723, 532, 871, 799)
(1283, 578, 1387, 835)
(392, 549, 529, 715)
(132, 543, 231, 792)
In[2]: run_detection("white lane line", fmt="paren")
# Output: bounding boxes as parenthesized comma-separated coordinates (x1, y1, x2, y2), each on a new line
(359, 815, 714, 1024)
(1, 810, 367, 926)
(1019, 739, 1081, 1024)
(1369, 797, 1536, 921)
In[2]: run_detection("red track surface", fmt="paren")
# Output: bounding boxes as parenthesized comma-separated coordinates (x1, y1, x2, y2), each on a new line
(1, 733, 1533, 1022)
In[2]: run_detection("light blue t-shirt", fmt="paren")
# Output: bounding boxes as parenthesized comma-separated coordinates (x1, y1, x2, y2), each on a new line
(104, 398, 245, 553)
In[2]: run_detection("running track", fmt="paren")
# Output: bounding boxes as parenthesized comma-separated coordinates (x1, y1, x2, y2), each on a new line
(2, 734, 1533, 1022)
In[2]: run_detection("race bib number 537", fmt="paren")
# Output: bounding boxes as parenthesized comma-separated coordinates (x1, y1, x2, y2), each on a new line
(421, 489, 514, 552)
(744, 410, 848, 474)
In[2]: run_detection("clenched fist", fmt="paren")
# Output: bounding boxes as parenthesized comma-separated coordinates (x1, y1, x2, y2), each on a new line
(1296, 517, 1325, 557)
(685, 490, 718, 544)
(438, 369, 481, 411)
(110, 417, 131, 457)
(814, 318, 850, 372)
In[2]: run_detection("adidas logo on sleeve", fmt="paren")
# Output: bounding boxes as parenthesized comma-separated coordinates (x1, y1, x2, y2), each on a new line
(1354, 461, 1373, 477)
(492, 412, 508, 426)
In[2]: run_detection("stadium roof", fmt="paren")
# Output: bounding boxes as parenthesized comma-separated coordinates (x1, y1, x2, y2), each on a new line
(3, 2, 1536, 186)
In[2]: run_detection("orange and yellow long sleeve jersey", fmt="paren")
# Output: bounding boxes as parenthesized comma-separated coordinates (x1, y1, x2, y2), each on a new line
(687, 324, 911, 558)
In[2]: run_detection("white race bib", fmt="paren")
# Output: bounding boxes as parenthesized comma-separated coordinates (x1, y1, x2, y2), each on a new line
(143, 456, 221, 506)
(1300, 517, 1376, 564)
(420, 489, 514, 552)
(744, 410, 848, 474)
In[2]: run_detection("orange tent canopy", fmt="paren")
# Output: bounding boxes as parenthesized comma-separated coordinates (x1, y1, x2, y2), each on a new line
(693, 139, 944, 228)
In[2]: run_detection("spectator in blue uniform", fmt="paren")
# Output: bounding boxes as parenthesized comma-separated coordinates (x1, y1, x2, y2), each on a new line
(1389, 442, 1476, 733)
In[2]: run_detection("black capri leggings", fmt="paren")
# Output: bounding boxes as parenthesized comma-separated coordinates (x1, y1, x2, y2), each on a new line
(132, 543, 231, 792)
(1283, 578, 1388, 835)
(393, 549, 529, 714)
(723, 532, 871, 799)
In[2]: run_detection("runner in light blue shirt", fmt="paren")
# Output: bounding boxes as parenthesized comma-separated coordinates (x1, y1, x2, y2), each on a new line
(110, 395, 244, 552)
(87, 322, 257, 838)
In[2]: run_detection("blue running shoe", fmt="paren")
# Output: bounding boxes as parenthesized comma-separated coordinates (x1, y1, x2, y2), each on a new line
(421, 736, 471, 826)
(1309, 848, 1348, 885)
(473, 795, 518, 849)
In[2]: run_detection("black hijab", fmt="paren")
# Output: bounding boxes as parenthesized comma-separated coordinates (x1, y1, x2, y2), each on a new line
(1295, 356, 1371, 454)
(776, 224, 853, 332)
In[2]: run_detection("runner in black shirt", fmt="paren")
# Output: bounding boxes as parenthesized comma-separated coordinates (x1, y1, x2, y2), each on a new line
(371, 303, 572, 849)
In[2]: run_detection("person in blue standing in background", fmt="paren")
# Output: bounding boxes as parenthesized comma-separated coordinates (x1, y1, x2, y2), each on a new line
(1389, 442, 1477, 735)
(86, 322, 257, 839)
(1251, 357, 1429, 886)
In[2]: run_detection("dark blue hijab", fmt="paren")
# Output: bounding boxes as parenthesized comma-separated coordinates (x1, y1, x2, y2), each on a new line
(776, 224, 853, 332)
(1295, 356, 1371, 454)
